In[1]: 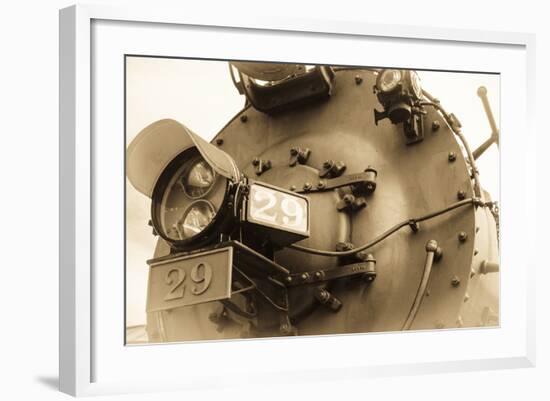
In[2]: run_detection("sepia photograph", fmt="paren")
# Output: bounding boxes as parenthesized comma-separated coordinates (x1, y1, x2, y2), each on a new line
(125, 57, 500, 344)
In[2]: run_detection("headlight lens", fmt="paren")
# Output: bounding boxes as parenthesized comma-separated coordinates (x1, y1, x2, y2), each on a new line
(181, 159, 216, 199)
(179, 201, 216, 239)
(377, 70, 402, 92)
(152, 149, 230, 247)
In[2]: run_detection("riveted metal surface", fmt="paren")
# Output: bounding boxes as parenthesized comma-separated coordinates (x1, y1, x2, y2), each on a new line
(145, 69, 493, 341)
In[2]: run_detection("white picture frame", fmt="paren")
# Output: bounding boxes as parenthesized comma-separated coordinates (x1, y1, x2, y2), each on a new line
(59, 4, 536, 397)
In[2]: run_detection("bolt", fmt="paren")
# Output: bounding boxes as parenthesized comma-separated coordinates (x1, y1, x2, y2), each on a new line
(464, 293, 470, 302)
(290, 147, 298, 156)
(314, 271, 323, 280)
(289, 185, 296, 191)
(303, 182, 312, 192)
(215, 138, 224, 146)
(285, 276, 293, 283)
(432, 121, 441, 132)
(252, 157, 260, 166)
(317, 181, 325, 189)
(476, 226, 480, 233)
(323, 160, 333, 169)
(355, 75, 363, 85)
(448, 152, 457, 162)
(470, 268, 476, 278)
(343, 194, 354, 204)
(474, 248, 479, 256)
(301, 272, 310, 281)
(457, 190, 466, 200)
(240, 114, 248, 123)
(458, 231, 468, 242)
(451, 276, 461, 287)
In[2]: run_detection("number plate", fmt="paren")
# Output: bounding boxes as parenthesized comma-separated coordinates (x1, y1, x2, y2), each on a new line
(146, 247, 233, 313)
(247, 182, 309, 236)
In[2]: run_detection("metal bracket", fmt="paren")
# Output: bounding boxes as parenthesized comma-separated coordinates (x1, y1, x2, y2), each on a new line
(284, 257, 377, 287)
(289, 147, 311, 167)
(296, 169, 377, 195)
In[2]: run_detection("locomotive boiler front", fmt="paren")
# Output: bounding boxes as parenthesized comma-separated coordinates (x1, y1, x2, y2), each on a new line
(127, 64, 500, 342)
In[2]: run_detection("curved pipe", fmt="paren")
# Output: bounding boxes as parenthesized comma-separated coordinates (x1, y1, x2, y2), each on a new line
(402, 240, 438, 330)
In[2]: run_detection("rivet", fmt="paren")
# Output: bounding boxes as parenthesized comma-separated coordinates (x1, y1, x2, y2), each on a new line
(464, 293, 470, 302)
(303, 182, 312, 192)
(317, 181, 325, 189)
(448, 152, 457, 162)
(301, 272, 310, 281)
(240, 114, 248, 123)
(458, 231, 468, 242)
(474, 249, 479, 256)
(470, 268, 476, 278)
(451, 276, 461, 287)
(432, 121, 441, 132)
(285, 276, 293, 283)
(476, 226, 480, 233)
(457, 190, 466, 200)
(289, 185, 296, 191)
(355, 75, 363, 85)
(215, 138, 224, 146)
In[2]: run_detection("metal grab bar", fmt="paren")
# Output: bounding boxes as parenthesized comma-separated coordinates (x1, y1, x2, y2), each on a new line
(402, 240, 439, 330)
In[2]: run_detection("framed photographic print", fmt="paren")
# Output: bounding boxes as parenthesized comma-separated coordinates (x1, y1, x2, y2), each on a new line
(59, 4, 536, 396)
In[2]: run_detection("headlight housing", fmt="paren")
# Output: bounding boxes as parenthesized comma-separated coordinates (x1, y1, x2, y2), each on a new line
(151, 148, 235, 249)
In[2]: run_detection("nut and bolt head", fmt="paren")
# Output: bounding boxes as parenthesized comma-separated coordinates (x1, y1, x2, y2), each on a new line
(355, 75, 363, 85)
(323, 160, 333, 169)
(317, 181, 325, 189)
(451, 276, 461, 287)
(252, 157, 260, 166)
(343, 194, 354, 204)
(290, 148, 298, 156)
(215, 138, 224, 146)
(458, 231, 468, 242)
(457, 190, 466, 200)
(314, 271, 323, 280)
(303, 182, 312, 191)
(301, 272, 310, 281)
(448, 152, 457, 162)
(240, 114, 248, 123)
(432, 121, 441, 131)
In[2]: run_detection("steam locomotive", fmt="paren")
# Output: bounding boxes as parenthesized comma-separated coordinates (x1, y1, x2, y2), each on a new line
(127, 62, 500, 342)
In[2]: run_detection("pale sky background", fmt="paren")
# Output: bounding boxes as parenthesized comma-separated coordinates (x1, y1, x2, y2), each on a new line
(125, 57, 500, 327)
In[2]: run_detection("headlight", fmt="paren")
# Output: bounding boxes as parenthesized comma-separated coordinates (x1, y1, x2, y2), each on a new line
(127, 118, 310, 251)
(152, 148, 231, 247)
(376, 69, 402, 93)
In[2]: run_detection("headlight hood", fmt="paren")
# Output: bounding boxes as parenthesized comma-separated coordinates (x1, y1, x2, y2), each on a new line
(127, 119, 241, 198)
